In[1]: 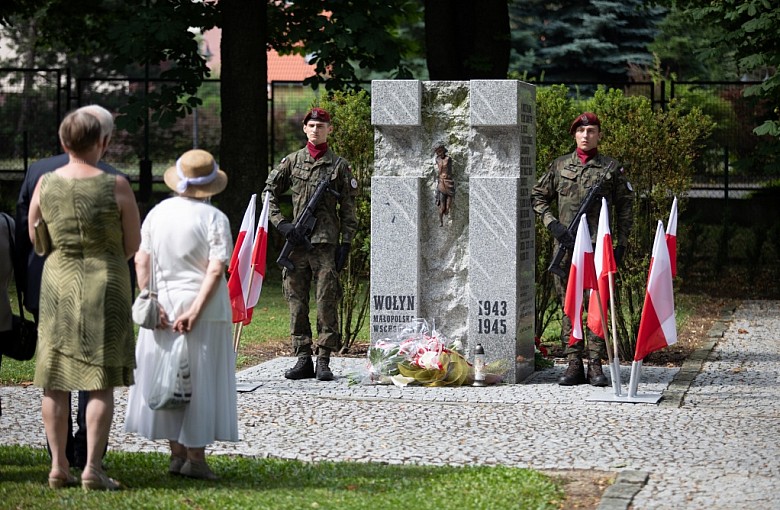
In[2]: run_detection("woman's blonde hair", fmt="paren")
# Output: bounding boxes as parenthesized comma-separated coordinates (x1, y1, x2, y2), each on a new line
(58, 109, 102, 153)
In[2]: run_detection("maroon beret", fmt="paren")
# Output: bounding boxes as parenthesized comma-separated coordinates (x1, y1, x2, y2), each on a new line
(303, 107, 331, 124)
(569, 112, 600, 135)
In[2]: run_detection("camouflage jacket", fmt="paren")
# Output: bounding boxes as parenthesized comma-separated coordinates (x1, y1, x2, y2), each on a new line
(264, 147, 358, 245)
(531, 152, 634, 246)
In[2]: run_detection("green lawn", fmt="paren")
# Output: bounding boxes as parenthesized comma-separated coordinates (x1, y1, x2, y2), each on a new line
(0, 446, 564, 510)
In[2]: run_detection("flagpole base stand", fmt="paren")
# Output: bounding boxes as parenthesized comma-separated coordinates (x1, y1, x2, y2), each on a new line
(235, 381, 263, 393)
(585, 391, 662, 404)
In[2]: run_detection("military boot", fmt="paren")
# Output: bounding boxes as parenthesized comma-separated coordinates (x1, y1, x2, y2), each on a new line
(316, 355, 334, 381)
(284, 356, 314, 380)
(558, 358, 587, 386)
(587, 358, 609, 387)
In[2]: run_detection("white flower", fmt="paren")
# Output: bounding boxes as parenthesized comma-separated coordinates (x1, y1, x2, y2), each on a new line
(417, 350, 443, 370)
(390, 374, 416, 387)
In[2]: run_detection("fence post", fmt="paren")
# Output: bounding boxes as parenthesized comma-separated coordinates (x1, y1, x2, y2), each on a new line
(723, 145, 729, 204)
(269, 81, 275, 168)
(23, 131, 28, 175)
(660, 80, 666, 111)
(716, 145, 730, 271)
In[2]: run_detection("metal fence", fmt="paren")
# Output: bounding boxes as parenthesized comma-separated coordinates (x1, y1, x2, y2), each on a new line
(670, 80, 777, 199)
(2, 69, 777, 200)
(0, 68, 66, 178)
(0, 68, 221, 185)
(268, 80, 322, 166)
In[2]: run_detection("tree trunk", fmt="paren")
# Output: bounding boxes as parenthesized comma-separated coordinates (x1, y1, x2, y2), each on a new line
(219, 1, 266, 232)
(424, 0, 510, 80)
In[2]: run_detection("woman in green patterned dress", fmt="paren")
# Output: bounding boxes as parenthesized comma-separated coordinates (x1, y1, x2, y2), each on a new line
(28, 109, 141, 490)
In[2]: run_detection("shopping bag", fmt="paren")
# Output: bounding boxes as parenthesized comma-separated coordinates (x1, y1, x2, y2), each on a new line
(146, 333, 192, 410)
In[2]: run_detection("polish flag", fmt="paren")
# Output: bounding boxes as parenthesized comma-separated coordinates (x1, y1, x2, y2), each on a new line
(227, 194, 256, 324)
(242, 192, 270, 324)
(587, 198, 617, 339)
(564, 216, 599, 346)
(666, 196, 678, 278)
(634, 221, 678, 361)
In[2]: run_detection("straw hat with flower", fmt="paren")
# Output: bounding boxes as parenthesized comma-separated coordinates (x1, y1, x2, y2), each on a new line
(163, 149, 227, 198)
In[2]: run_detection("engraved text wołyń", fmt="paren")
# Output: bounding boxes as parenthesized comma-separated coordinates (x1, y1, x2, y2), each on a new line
(372, 295, 416, 333)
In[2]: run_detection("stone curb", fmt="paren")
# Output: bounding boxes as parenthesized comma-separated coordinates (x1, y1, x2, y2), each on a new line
(597, 470, 649, 510)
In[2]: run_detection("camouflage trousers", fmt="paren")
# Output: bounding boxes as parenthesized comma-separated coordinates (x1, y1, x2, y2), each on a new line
(552, 269, 607, 360)
(282, 243, 342, 357)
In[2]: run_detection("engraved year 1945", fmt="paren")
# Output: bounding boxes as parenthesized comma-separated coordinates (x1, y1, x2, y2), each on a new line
(476, 300, 508, 335)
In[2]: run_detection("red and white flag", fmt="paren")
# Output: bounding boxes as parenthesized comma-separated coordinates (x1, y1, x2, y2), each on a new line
(227, 194, 256, 324)
(666, 196, 678, 278)
(587, 198, 617, 339)
(242, 192, 270, 324)
(564, 216, 599, 346)
(634, 220, 678, 361)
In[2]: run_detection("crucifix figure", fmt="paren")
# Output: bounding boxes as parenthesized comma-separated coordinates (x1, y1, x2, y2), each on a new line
(433, 142, 455, 226)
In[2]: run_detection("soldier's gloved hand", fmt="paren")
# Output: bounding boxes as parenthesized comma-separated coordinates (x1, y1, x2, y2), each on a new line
(614, 245, 626, 266)
(277, 220, 304, 246)
(548, 220, 575, 251)
(335, 243, 350, 272)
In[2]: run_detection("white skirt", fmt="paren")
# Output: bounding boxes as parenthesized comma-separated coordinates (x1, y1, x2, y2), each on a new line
(124, 320, 239, 447)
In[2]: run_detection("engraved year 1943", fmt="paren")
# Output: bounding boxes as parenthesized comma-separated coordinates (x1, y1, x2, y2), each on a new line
(476, 300, 508, 335)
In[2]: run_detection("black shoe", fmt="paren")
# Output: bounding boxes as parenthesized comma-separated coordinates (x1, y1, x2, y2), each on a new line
(284, 356, 315, 380)
(316, 356, 334, 381)
(558, 358, 587, 386)
(587, 358, 609, 387)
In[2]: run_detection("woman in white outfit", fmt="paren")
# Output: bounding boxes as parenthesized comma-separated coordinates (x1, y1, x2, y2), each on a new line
(124, 149, 238, 480)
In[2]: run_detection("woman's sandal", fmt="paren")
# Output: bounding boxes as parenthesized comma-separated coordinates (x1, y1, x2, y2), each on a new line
(180, 460, 218, 480)
(81, 469, 124, 491)
(168, 455, 186, 475)
(48, 467, 78, 489)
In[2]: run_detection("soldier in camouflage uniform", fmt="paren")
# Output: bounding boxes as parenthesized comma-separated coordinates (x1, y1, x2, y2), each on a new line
(264, 108, 358, 381)
(532, 112, 634, 386)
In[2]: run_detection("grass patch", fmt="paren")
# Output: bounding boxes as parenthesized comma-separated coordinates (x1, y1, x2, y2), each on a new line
(0, 446, 564, 510)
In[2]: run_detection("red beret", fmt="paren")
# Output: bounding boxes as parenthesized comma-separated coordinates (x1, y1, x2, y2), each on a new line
(569, 112, 600, 135)
(303, 107, 331, 124)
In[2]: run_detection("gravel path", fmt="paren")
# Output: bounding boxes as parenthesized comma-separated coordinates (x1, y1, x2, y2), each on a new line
(1, 300, 777, 509)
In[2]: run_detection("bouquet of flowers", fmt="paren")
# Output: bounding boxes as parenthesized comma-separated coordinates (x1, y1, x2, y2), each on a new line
(353, 319, 508, 387)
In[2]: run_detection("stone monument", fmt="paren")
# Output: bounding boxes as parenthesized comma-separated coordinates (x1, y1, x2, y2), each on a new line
(370, 80, 536, 383)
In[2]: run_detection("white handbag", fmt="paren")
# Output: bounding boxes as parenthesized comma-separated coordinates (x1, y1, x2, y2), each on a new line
(132, 247, 161, 329)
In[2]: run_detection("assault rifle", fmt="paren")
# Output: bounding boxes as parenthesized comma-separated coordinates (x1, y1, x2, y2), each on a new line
(276, 176, 340, 270)
(547, 162, 613, 278)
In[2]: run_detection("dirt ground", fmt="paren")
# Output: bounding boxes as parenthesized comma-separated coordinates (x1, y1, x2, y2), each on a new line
(238, 296, 734, 509)
(543, 469, 617, 510)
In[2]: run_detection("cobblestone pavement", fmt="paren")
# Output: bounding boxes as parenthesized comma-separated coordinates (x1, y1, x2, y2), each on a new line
(1, 300, 777, 509)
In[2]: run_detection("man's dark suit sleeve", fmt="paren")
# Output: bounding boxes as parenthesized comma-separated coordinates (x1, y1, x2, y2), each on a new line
(14, 162, 48, 310)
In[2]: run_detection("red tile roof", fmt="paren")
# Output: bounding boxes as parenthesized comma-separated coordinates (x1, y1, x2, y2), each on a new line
(267, 49, 317, 82)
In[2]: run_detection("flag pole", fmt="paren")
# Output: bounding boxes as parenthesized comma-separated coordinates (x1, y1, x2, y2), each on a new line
(628, 359, 642, 397)
(232, 322, 244, 353)
(592, 288, 619, 396)
(593, 288, 612, 367)
(233, 266, 257, 353)
(607, 272, 622, 395)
